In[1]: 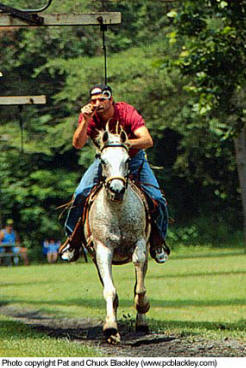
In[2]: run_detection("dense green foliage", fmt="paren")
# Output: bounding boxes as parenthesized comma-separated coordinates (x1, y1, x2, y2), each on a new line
(0, 0, 244, 256)
(166, 0, 246, 242)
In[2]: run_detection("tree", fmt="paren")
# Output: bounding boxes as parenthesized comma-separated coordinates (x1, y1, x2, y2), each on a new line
(168, 0, 246, 244)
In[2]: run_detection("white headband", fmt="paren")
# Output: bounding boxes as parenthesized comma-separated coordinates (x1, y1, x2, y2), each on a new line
(90, 87, 103, 95)
(90, 88, 111, 100)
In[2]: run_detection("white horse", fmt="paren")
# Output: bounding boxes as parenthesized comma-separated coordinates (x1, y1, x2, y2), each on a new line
(84, 126, 151, 344)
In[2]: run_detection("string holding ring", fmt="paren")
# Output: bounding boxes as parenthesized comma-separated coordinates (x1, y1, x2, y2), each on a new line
(97, 14, 108, 85)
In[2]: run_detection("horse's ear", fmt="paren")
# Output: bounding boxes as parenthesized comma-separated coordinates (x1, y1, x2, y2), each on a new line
(116, 121, 120, 134)
(102, 130, 109, 143)
(93, 129, 102, 148)
(105, 120, 111, 133)
(120, 130, 128, 143)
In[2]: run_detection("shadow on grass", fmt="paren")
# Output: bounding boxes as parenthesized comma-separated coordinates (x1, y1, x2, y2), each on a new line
(150, 297, 246, 308)
(1, 295, 246, 311)
(0, 318, 46, 339)
(0, 281, 53, 288)
(148, 318, 246, 333)
(170, 250, 246, 261)
(148, 269, 246, 279)
(0, 315, 103, 342)
(1, 315, 246, 345)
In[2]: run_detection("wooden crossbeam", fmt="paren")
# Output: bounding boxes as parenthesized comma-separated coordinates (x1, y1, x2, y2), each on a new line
(0, 96, 47, 152)
(0, 95, 46, 105)
(0, 12, 121, 27)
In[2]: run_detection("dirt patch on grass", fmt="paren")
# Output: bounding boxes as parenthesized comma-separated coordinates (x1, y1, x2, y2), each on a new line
(0, 305, 245, 357)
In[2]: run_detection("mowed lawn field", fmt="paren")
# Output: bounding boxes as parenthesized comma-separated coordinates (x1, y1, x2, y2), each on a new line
(0, 246, 246, 356)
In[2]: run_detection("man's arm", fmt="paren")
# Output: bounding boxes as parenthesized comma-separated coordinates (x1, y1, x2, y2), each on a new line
(73, 117, 89, 149)
(73, 103, 96, 149)
(128, 126, 153, 150)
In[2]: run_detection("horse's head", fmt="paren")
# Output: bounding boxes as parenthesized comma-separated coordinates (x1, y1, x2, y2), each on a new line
(97, 123, 130, 202)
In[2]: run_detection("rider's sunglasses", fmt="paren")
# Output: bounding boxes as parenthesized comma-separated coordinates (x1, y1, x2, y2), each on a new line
(90, 97, 108, 103)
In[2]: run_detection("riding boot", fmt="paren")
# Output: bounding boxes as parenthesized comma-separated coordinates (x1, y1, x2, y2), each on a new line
(59, 218, 84, 262)
(149, 222, 170, 264)
(59, 195, 87, 262)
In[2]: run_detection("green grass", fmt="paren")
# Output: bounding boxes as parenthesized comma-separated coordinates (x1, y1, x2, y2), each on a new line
(0, 245, 246, 356)
(0, 315, 100, 357)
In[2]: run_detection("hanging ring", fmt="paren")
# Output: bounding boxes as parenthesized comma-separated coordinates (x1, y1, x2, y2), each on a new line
(19, 0, 54, 13)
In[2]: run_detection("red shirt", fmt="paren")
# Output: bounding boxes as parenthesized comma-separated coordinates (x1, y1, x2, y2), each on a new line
(78, 102, 145, 157)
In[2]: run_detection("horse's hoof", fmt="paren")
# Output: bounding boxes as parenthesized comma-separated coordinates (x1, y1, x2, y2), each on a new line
(104, 328, 121, 344)
(135, 324, 149, 334)
(105, 331, 121, 344)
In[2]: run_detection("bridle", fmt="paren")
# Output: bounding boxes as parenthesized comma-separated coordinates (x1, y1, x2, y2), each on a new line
(99, 143, 130, 189)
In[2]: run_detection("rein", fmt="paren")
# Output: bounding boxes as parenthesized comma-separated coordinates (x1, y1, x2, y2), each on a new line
(100, 143, 129, 153)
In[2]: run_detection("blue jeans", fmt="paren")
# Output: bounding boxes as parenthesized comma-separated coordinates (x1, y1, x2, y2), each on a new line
(65, 150, 168, 240)
(0, 245, 19, 253)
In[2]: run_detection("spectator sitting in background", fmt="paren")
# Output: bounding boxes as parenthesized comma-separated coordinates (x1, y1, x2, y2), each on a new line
(43, 239, 60, 264)
(42, 239, 49, 257)
(0, 219, 29, 265)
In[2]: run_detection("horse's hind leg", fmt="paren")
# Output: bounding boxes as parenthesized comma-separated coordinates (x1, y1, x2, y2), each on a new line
(132, 239, 150, 333)
(95, 241, 120, 344)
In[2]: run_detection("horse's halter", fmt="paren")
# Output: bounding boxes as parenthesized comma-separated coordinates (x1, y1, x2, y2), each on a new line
(100, 143, 130, 190)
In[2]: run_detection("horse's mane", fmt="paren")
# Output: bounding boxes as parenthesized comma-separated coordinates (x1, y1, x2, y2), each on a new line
(92, 120, 129, 150)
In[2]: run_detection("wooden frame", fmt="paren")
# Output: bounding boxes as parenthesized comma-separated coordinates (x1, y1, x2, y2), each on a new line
(0, 12, 121, 27)
(0, 95, 46, 105)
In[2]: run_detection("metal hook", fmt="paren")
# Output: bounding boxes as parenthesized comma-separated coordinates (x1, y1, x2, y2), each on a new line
(0, 1, 53, 14)
(20, 0, 53, 13)
(0, 1, 53, 24)
(19, 0, 54, 13)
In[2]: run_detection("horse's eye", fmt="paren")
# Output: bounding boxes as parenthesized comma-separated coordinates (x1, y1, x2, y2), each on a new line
(101, 159, 106, 165)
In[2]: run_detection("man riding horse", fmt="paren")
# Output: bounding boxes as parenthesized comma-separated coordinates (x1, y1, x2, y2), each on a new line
(59, 84, 170, 263)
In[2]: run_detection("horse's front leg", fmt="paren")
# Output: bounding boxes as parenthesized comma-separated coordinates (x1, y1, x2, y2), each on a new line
(132, 238, 150, 333)
(95, 240, 120, 344)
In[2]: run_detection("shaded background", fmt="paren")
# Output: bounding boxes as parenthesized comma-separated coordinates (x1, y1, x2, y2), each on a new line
(0, 0, 244, 261)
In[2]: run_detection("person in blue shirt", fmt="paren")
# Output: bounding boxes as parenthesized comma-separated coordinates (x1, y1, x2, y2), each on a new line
(0, 219, 29, 265)
(43, 239, 60, 263)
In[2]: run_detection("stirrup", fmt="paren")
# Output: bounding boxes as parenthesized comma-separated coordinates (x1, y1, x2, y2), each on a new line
(150, 240, 170, 264)
(153, 247, 169, 264)
(58, 237, 71, 255)
(59, 238, 81, 262)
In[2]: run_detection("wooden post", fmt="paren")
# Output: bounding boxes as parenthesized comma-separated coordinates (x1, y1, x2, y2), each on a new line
(0, 95, 46, 105)
(0, 12, 121, 27)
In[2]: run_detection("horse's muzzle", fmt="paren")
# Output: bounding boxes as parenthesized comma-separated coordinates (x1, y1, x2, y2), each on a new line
(106, 178, 126, 202)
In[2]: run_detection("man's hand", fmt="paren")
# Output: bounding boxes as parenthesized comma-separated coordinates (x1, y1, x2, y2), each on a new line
(81, 103, 96, 122)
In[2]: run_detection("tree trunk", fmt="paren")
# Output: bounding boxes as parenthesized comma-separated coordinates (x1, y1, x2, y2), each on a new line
(234, 125, 246, 247)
